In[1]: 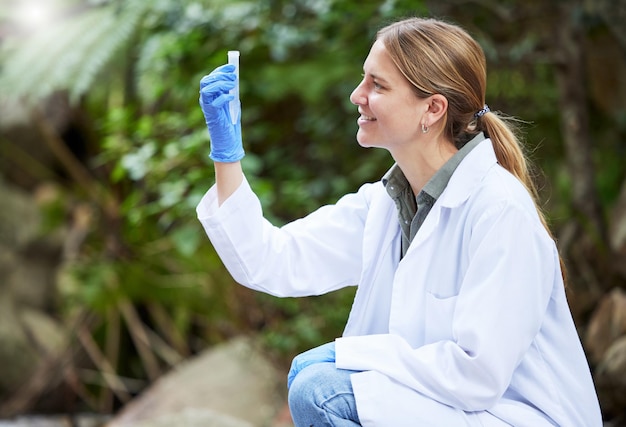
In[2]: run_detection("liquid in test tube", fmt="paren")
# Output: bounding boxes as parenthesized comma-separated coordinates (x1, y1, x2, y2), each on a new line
(227, 50, 240, 125)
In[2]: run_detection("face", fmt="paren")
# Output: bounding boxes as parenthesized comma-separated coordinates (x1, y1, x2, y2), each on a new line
(350, 40, 427, 151)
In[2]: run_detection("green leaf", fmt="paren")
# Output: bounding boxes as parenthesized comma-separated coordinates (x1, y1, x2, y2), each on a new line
(0, 1, 147, 104)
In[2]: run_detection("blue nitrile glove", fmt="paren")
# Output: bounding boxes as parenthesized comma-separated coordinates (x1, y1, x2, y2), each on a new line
(199, 64, 244, 162)
(287, 342, 336, 389)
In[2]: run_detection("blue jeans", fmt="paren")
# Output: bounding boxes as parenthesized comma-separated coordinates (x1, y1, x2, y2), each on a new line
(288, 362, 362, 427)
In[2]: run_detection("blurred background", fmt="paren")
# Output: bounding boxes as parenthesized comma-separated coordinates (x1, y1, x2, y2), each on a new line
(0, 0, 625, 426)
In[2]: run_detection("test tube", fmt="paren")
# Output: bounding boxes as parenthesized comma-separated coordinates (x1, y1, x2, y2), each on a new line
(227, 50, 240, 125)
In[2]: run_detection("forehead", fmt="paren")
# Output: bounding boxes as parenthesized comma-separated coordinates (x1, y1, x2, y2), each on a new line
(364, 40, 401, 79)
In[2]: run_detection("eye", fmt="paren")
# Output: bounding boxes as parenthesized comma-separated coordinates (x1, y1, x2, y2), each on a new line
(360, 73, 385, 90)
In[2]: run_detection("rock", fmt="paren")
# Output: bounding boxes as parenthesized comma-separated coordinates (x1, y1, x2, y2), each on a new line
(18, 307, 67, 356)
(123, 408, 252, 427)
(609, 181, 626, 279)
(0, 178, 40, 249)
(597, 335, 626, 381)
(0, 299, 66, 395)
(587, 289, 626, 421)
(0, 179, 62, 311)
(585, 288, 626, 365)
(0, 179, 66, 401)
(0, 414, 109, 427)
(0, 419, 69, 427)
(0, 298, 40, 393)
(595, 335, 626, 421)
(107, 337, 286, 427)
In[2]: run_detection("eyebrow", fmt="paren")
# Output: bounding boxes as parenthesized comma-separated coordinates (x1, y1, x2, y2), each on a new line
(365, 72, 390, 85)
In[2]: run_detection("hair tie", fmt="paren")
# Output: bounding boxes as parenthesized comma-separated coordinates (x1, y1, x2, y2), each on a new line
(474, 104, 490, 118)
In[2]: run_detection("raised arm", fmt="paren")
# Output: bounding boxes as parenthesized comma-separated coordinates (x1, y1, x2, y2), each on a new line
(199, 63, 245, 205)
(214, 162, 243, 205)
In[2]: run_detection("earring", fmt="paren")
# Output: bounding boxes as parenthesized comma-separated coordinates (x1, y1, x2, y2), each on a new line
(421, 123, 429, 133)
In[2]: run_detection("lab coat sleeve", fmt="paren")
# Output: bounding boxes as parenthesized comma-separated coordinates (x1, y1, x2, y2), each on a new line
(335, 199, 555, 411)
(197, 176, 371, 297)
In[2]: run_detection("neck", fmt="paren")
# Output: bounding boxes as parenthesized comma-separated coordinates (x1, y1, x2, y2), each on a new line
(392, 135, 457, 195)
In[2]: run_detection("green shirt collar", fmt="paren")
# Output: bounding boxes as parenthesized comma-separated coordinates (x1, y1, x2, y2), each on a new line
(382, 132, 486, 200)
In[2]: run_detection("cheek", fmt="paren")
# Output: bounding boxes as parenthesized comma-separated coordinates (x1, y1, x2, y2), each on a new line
(385, 108, 415, 131)
(386, 113, 421, 143)
(394, 101, 421, 131)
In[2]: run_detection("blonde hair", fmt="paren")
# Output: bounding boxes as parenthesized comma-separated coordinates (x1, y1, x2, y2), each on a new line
(377, 18, 566, 281)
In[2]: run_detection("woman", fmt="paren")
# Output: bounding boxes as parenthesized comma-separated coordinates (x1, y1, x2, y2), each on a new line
(197, 17, 602, 427)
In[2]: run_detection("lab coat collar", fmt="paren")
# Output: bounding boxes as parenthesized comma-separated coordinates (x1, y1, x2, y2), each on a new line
(437, 138, 498, 208)
(400, 137, 497, 250)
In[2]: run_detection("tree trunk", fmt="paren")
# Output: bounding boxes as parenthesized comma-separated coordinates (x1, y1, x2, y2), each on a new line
(596, 0, 626, 50)
(553, 4, 606, 243)
(550, 2, 613, 304)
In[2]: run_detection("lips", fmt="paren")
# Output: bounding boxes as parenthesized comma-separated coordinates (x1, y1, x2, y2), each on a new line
(358, 110, 376, 123)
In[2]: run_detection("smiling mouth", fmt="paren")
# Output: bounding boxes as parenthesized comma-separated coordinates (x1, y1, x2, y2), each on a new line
(359, 114, 376, 121)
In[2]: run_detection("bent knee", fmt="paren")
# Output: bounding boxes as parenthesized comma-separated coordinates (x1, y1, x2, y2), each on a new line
(288, 362, 336, 407)
(289, 362, 356, 411)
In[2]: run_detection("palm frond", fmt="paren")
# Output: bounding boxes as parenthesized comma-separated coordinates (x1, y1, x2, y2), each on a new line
(0, 2, 147, 105)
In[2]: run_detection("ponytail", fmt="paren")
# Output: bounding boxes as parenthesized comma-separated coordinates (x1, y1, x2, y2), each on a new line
(481, 112, 568, 284)
(481, 112, 535, 198)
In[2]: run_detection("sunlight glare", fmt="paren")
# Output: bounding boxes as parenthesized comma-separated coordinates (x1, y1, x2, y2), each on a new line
(13, 1, 55, 30)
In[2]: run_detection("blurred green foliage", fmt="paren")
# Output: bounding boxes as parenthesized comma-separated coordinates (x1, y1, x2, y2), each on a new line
(1, 0, 624, 412)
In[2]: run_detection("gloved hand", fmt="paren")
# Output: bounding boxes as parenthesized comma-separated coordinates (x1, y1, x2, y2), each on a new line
(199, 64, 244, 162)
(287, 342, 336, 389)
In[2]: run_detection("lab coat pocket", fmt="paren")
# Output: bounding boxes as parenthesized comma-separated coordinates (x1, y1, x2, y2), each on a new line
(424, 292, 458, 344)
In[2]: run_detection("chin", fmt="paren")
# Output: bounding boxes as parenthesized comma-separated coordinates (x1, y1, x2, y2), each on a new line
(356, 137, 381, 149)
(356, 132, 375, 148)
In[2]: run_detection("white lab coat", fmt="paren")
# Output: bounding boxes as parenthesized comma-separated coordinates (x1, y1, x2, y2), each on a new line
(197, 139, 602, 427)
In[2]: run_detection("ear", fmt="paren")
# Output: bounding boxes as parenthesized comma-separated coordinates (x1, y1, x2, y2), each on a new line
(426, 94, 448, 125)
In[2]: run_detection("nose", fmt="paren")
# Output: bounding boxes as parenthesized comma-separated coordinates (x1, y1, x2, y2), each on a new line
(350, 80, 366, 106)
